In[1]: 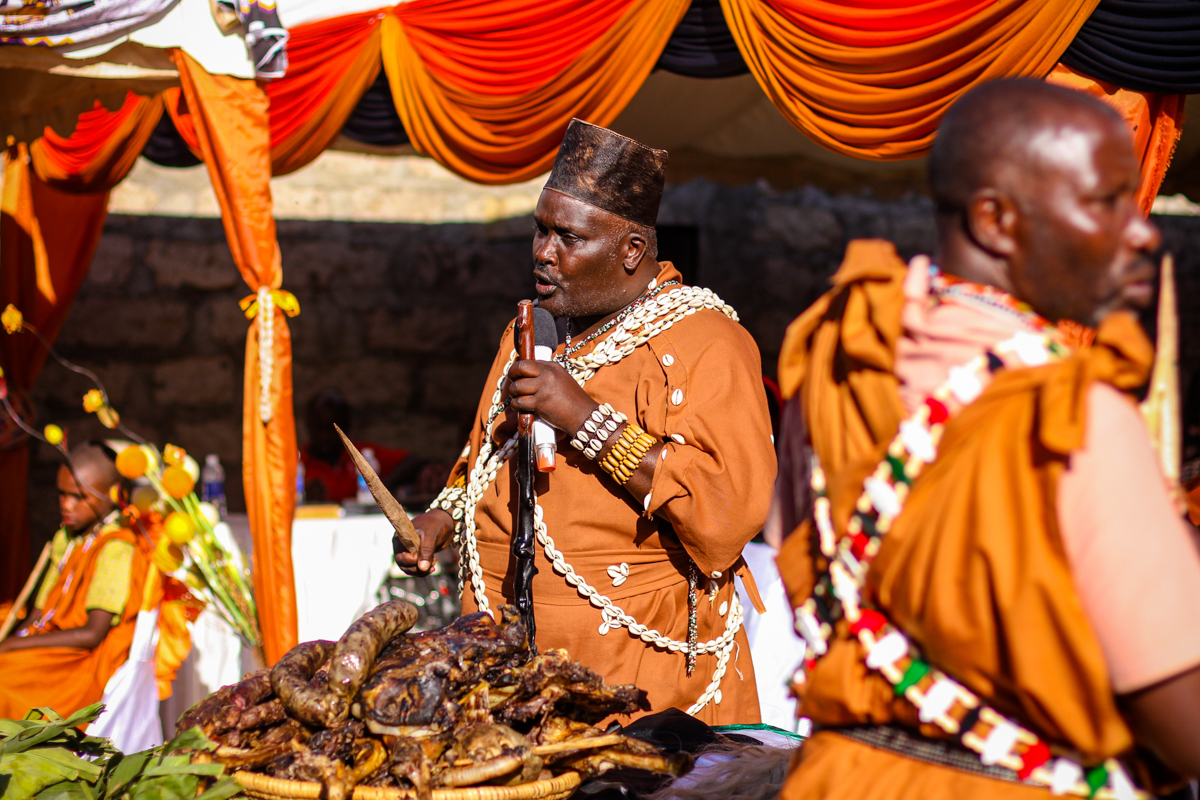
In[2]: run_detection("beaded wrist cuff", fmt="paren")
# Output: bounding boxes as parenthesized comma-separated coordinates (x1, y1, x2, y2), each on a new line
(570, 403, 626, 460)
(599, 422, 657, 485)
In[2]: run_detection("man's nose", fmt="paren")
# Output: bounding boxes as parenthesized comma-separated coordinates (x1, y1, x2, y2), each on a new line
(1129, 212, 1161, 253)
(534, 238, 556, 266)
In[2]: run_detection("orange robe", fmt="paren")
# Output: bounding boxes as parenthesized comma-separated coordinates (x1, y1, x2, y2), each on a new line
(0, 521, 151, 721)
(775, 241, 1170, 798)
(448, 262, 776, 725)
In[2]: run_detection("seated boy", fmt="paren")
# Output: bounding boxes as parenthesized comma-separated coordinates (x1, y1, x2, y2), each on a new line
(0, 443, 150, 720)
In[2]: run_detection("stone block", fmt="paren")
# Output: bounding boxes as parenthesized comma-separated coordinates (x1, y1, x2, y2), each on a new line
(57, 298, 190, 350)
(358, 415, 464, 462)
(755, 205, 843, 252)
(173, 419, 242, 464)
(87, 235, 134, 288)
(154, 357, 236, 406)
(366, 306, 466, 353)
(283, 241, 389, 291)
(147, 240, 240, 290)
(294, 358, 412, 409)
(198, 296, 253, 349)
(420, 362, 493, 414)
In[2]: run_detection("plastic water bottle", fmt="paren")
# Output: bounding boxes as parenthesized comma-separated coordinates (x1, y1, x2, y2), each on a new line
(201, 454, 226, 519)
(356, 448, 380, 506)
(295, 451, 306, 505)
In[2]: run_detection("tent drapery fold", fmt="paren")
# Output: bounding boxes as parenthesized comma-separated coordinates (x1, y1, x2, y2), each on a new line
(718, 0, 1103, 160)
(173, 49, 297, 666)
(265, 10, 385, 176)
(0, 148, 110, 602)
(380, 0, 690, 184)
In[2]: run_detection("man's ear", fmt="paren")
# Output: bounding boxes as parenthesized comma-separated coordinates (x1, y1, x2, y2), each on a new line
(965, 188, 1018, 258)
(623, 229, 647, 274)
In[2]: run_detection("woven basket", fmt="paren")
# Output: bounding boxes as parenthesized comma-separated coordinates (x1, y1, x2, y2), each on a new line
(234, 770, 582, 800)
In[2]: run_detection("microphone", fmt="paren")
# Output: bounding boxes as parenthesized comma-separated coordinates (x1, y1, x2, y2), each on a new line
(532, 307, 559, 472)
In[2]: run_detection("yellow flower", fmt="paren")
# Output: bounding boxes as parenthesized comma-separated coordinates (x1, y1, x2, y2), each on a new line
(1, 304, 22, 334)
(82, 389, 105, 413)
(96, 405, 120, 429)
(43, 424, 63, 446)
(163, 443, 186, 467)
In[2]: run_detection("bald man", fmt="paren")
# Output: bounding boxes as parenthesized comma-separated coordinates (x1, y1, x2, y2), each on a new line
(771, 79, 1200, 799)
(0, 444, 151, 720)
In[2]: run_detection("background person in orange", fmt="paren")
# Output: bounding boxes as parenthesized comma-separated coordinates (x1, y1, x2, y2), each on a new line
(396, 120, 776, 724)
(0, 443, 150, 720)
(773, 79, 1200, 798)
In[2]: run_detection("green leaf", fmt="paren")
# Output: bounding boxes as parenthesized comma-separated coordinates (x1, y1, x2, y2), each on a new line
(0, 705, 106, 756)
(158, 729, 214, 756)
(100, 752, 150, 798)
(192, 777, 243, 800)
(125, 773, 196, 800)
(17, 748, 103, 782)
(140, 763, 223, 779)
(35, 780, 97, 800)
(0, 752, 88, 800)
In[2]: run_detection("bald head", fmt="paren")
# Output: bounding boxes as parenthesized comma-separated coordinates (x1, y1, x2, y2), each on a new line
(70, 443, 120, 494)
(930, 79, 1126, 214)
(928, 78, 1159, 327)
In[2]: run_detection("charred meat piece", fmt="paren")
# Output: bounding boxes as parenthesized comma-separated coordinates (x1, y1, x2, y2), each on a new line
(357, 608, 529, 730)
(177, 669, 271, 739)
(491, 649, 649, 726)
(237, 698, 286, 731)
(440, 724, 542, 787)
(270, 639, 336, 727)
(326, 600, 419, 725)
(556, 735, 692, 779)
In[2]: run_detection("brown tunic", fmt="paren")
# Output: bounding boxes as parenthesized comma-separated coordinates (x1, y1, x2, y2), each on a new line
(774, 241, 1172, 798)
(445, 263, 775, 724)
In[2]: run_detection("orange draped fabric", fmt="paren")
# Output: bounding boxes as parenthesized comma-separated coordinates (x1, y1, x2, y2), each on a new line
(1046, 63, 1185, 215)
(719, 0, 1101, 159)
(381, 0, 690, 184)
(0, 148, 110, 602)
(265, 10, 384, 176)
(173, 49, 297, 666)
(29, 93, 163, 193)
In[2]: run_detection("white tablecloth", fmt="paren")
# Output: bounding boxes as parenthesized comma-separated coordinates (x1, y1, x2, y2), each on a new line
(737, 542, 808, 733)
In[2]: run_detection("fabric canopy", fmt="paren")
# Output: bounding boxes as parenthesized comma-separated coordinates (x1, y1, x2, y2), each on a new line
(656, 0, 749, 79)
(719, 0, 1103, 160)
(1061, 0, 1200, 94)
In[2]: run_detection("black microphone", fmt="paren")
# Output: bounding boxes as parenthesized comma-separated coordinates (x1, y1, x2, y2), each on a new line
(532, 308, 559, 472)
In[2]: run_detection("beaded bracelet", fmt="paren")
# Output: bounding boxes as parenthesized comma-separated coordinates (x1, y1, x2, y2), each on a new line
(570, 403, 626, 459)
(599, 422, 657, 485)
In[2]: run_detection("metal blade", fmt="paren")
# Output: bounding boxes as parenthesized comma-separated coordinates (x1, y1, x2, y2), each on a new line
(334, 424, 421, 553)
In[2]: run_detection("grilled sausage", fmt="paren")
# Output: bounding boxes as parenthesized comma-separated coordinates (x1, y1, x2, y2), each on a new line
(326, 601, 418, 722)
(270, 639, 336, 727)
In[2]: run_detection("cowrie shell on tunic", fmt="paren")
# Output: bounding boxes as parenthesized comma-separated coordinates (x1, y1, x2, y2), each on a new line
(662, 354, 675, 367)
(719, 601, 729, 616)
(606, 563, 629, 587)
(671, 434, 685, 444)
(671, 389, 684, 406)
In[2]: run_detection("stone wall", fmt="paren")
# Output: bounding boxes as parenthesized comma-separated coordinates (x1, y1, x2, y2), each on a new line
(27, 179, 1200, 548)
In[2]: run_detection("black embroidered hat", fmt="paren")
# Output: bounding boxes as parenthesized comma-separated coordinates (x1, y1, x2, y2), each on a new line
(543, 119, 667, 229)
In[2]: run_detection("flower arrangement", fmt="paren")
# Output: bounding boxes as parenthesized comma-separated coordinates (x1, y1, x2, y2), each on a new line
(0, 303, 262, 650)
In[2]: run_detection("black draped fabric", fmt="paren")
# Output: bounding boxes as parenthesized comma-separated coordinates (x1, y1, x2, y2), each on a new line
(1061, 0, 1200, 94)
(141, 111, 202, 168)
(656, 0, 748, 79)
(341, 68, 411, 147)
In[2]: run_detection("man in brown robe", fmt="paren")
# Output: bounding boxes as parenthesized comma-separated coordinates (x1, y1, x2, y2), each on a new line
(398, 120, 775, 724)
(772, 79, 1200, 799)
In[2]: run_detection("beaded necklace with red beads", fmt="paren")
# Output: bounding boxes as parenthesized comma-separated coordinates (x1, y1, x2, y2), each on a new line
(792, 277, 1145, 800)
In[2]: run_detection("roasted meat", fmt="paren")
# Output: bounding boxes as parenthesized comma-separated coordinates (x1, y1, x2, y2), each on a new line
(185, 603, 683, 797)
